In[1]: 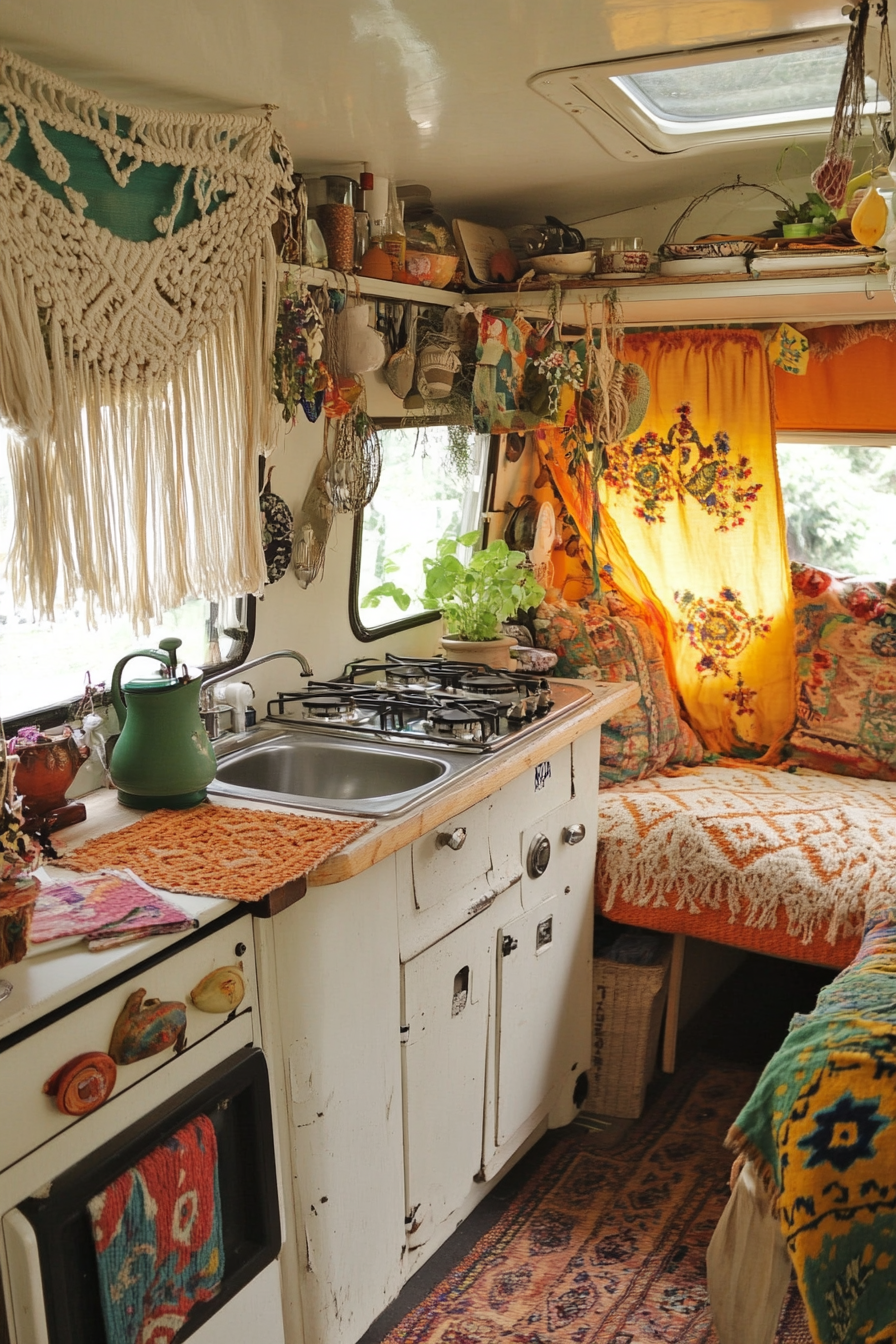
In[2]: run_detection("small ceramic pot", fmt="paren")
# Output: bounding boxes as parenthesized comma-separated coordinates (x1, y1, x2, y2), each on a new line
(598, 249, 650, 275)
(13, 737, 84, 816)
(781, 222, 813, 238)
(440, 635, 515, 670)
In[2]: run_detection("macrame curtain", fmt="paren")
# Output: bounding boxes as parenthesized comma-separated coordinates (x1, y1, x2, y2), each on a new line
(773, 321, 896, 436)
(0, 47, 291, 628)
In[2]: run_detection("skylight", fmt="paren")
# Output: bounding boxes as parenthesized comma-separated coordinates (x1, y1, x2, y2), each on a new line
(529, 26, 885, 159)
(613, 47, 881, 133)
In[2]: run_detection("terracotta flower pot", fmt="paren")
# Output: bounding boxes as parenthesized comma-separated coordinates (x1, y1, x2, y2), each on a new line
(440, 635, 515, 670)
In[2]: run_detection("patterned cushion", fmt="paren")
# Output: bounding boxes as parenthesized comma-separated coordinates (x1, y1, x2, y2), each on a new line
(533, 596, 703, 787)
(787, 563, 896, 780)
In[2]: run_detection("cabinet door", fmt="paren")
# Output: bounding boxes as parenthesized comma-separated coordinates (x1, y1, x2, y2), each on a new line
(402, 917, 493, 1250)
(493, 887, 591, 1152)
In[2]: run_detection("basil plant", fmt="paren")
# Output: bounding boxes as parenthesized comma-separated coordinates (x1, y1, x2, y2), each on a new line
(421, 532, 545, 642)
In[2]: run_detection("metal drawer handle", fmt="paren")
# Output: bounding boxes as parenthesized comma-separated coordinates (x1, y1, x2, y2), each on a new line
(437, 826, 467, 851)
(562, 823, 586, 845)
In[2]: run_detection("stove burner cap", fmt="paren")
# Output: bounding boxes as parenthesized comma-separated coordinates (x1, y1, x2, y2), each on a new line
(384, 665, 441, 691)
(430, 707, 482, 726)
(303, 695, 360, 720)
(457, 673, 517, 696)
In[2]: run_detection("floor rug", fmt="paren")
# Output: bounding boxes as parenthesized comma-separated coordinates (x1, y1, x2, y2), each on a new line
(380, 1055, 810, 1343)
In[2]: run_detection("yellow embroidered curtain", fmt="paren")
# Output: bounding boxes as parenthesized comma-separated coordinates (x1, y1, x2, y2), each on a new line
(602, 329, 795, 757)
(533, 330, 795, 758)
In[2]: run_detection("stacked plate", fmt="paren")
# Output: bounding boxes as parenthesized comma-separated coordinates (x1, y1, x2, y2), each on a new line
(659, 257, 748, 277)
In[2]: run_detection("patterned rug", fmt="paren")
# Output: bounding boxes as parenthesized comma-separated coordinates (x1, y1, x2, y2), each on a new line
(382, 1056, 810, 1343)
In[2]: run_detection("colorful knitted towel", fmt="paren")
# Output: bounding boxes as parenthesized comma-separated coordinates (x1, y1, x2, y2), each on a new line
(31, 870, 196, 949)
(88, 1114, 224, 1344)
(727, 907, 896, 1343)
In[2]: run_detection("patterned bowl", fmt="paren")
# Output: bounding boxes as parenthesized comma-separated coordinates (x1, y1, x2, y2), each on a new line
(659, 240, 756, 260)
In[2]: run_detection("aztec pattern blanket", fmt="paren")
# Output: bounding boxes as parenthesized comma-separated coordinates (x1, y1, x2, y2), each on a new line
(88, 1114, 224, 1344)
(727, 907, 896, 1344)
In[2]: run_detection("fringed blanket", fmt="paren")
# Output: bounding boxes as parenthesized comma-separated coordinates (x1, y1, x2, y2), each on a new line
(726, 907, 896, 1344)
(89, 1114, 224, 1344)
(597, 764, 896, 945)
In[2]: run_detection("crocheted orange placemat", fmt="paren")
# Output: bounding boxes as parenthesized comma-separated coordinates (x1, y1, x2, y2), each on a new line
(55, 804, 374, 902)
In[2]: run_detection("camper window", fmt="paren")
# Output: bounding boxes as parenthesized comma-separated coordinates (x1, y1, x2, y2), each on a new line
(776, 437, 896, 575)
(0, 430, 249, 726)
(350, 425, 489, 640)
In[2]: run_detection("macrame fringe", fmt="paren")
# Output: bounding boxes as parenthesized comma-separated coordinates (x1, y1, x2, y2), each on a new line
(598, 809, 874, 947)
(3, 234, 278, 629)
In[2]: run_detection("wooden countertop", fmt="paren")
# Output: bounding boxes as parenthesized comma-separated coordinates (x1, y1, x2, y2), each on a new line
(53, 678, 637, 899)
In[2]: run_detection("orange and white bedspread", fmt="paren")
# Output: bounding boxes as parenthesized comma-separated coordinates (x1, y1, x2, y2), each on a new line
(597, 765, 896, 967)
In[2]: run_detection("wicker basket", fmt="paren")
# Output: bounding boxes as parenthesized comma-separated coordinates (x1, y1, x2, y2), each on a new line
(583, 941, 672, 1119)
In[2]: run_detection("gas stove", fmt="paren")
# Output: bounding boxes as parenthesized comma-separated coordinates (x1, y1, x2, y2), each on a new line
(265, 654, 590, 753)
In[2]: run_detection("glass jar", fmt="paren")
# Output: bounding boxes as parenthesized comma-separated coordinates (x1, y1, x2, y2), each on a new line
(398, 185, 458, 257)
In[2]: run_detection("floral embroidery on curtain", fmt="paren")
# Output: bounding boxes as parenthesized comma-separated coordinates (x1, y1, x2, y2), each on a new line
(603, 402, 761, 528)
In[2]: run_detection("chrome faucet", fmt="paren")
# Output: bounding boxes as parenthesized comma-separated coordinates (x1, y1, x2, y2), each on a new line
(201, 649, 313, 738)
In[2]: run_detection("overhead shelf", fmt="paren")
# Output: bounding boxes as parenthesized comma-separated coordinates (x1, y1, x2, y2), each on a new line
(475, 272, 895, 326)
(286, 265, 895, 324)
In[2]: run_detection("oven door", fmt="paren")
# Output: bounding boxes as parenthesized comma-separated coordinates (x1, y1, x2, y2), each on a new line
(1, 1046, 283, 1344)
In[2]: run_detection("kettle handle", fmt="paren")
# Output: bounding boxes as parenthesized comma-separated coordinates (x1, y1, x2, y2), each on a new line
(110, 638, 183, 734)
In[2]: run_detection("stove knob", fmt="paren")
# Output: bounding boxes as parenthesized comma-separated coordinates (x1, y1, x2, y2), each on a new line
(437, 827, 467, 851)
(563, 823, 586, 845)
(527, 833, 551, 879)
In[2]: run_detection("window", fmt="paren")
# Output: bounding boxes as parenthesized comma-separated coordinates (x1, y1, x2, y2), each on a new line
(776, 438, 896, 575)
(0, 431, 250, 724)
(351, 425, 489, 639)
(528, 26, 886, 157)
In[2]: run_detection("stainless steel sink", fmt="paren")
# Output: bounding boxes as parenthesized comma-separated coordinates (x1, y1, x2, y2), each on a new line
(209, 727, 479, 817)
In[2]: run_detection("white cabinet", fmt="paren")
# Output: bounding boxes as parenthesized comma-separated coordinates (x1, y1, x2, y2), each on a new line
(401, 913, 493, 1249)
(261, 725, 604, 1344)
(401, 729, 602, 1257)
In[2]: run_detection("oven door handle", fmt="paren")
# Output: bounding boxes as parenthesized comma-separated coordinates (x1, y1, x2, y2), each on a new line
(2, 1207, 50, 1344)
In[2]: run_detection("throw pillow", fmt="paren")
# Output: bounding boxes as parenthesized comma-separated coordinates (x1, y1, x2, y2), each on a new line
(533, 596, 703, 787)
(786, 562, 896, 780)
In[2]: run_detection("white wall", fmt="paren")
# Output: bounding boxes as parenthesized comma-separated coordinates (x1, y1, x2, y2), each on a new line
(245, 353, 443, 709)
(574, 172, 815, 255)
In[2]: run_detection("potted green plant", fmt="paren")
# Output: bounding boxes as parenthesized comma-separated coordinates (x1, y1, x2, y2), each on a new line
(421, 531, 546, 668)
(775, 190, 836, 237)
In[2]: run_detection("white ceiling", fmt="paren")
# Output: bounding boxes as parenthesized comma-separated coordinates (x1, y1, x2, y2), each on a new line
(3, 0, 845, 226)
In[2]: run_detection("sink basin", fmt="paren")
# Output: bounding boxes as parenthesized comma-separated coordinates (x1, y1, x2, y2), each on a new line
(209, 728, 478, 817)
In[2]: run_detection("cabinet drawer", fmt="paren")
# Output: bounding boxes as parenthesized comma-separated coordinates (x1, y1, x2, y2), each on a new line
(411, 802, 491, 912)
(0, 914, 257, 1173)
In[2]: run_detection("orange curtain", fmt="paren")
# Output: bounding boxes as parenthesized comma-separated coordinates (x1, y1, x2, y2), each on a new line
(597, 329, 796, 758)
(774, 323, 896, 436)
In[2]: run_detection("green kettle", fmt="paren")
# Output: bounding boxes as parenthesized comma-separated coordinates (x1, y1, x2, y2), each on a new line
(110, 637, 216, 810)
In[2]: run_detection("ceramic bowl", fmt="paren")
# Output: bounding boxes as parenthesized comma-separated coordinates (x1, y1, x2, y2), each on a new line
(659, 240, 755, 259)
(403, 250, 458, 289)
(528, 252, 595, 276)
